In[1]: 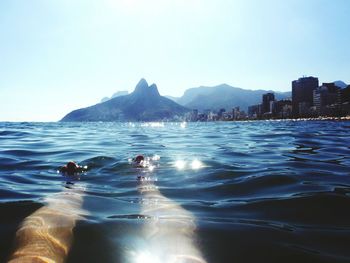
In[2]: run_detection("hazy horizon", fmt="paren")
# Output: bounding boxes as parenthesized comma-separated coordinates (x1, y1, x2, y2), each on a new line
(1, 0, 349, 121)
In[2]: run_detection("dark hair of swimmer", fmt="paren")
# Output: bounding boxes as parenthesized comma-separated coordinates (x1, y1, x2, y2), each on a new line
(133, 155, 144, 164)
(60, 161, 82, 175)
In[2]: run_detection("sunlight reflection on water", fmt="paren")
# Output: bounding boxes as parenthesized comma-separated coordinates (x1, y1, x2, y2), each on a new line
(174, 159, 204, 170)
(141, 122, 165, 128)
(175, 160, 186, 170)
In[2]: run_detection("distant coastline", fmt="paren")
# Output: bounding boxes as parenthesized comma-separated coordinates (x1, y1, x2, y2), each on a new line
(59, 77, 349, 123)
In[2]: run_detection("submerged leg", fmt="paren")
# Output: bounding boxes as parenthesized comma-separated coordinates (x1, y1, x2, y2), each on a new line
(135, 181, 207, 263)
(8, 185, 87, 263)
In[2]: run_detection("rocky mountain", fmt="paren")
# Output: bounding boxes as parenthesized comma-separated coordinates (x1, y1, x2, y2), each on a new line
(61, 79, 189, 122)
(172, 84, 291, 112)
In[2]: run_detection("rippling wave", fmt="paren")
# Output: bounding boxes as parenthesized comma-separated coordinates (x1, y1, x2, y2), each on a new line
(0, 121, 350, 263)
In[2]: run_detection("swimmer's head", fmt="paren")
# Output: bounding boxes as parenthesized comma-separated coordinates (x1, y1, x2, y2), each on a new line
(67, 161, 78, 172)
(134, 155, 144, 164)
(60, 161, 80, 175)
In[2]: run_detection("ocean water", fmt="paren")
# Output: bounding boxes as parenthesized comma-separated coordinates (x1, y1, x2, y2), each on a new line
(0, 121, 350, 263)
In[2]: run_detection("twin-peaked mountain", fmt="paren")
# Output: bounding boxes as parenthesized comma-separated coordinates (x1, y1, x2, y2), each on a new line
(60, 79, 188, 122)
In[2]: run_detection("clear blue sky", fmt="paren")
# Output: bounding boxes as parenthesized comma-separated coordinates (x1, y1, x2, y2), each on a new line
(1, 0, 349, 121)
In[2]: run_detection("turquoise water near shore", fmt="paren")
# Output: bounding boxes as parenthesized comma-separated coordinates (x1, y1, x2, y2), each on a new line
(1, 121, 350, 263)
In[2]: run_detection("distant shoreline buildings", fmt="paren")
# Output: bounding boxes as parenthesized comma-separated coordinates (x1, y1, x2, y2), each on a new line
(187, 76, 350, 122)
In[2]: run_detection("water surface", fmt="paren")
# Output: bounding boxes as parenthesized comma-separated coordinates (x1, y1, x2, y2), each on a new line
(1, 121, 350, 263)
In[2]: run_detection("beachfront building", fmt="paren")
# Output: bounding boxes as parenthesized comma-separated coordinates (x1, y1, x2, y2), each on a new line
(208, 111, 219, 121)
(232, 107, 240, 120)
(191, 109, 198, 121)
(339, 85, 350, 116)
(218, 108, 226, 119)
(262, 93, 275, 114)
(292, 76, 319, 117)
(248, 104, 261, 119)
(272, 99, 292, 118)
(341, 85, 350, 103)
(313, 83, 341, 116)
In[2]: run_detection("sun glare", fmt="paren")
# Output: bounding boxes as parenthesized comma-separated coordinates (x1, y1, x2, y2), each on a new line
(135, 251, 161, 263)
(191, 159, 203, 170)
(175, 160, 186, 170)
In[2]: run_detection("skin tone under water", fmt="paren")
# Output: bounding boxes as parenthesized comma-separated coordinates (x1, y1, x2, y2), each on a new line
(9, 157, 206, 263)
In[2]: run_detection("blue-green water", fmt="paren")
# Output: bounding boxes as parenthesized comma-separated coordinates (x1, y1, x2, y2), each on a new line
(1, 121, 350, 263)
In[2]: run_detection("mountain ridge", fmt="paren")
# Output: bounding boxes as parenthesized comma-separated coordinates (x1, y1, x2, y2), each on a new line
(61, 79, 189, 122)
(101, 91, 129, 103)
(168, 84, 291, 112)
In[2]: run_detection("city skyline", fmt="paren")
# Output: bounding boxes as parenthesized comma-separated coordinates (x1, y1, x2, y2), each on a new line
(1, 0, 350, 121)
